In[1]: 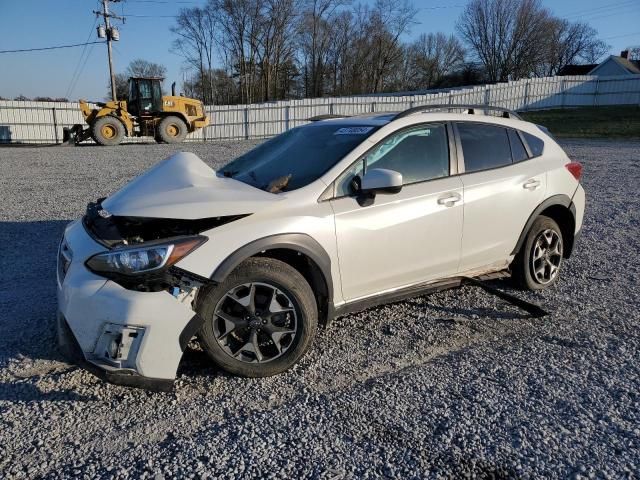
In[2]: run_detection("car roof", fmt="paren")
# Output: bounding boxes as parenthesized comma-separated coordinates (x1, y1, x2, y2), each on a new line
(304, 107, 526, 129)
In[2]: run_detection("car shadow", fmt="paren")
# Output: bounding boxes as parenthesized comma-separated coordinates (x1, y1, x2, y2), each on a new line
(0, 220, 71, 367)
(0, 381, 97, 403)
(425, 302, 531, 321)
(0, 220, 91, 403)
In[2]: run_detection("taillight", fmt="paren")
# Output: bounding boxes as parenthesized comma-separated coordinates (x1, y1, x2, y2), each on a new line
(565, 162, 583, 181)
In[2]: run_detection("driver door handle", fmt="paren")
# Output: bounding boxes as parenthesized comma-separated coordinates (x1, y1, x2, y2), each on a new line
(437, 193, 461, 207)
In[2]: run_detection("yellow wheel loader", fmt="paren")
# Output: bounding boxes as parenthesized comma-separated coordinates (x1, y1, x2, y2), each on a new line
(63, 77, 209, 146)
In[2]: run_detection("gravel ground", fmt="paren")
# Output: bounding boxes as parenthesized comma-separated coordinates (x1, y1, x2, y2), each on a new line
(0, 139, 638, 479)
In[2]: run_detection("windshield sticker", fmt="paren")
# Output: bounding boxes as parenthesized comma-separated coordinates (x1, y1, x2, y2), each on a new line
(334, 127, 374, 135)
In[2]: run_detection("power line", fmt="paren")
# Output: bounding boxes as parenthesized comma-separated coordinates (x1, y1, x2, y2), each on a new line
(418, 5, 464, 11)
(0, 41, 105, 54)
(66, 14, 100, 99)
(560, 2, 640, 22)
(125, 13, 178, 18)
(601, 31, 640, 40)
(558, 0, 637, 18)
(67, 43, 98, 100)
(573, 6, 640, 23)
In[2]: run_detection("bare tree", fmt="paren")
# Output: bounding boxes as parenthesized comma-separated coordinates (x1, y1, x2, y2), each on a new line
(298, 0, 351, 97)
(126, 59, 167, 78)
(627, 46, 640, 61)
(112, 73, 129, 100)
(456, 0, 552, 82)
(581, 40, 611, 64)
(109, 59, 167, 100)
(255, 0, 299, 101)
(171, 7, 217, 104)
(183, 68, 237, 104)
(365, 0, 418, 92)
(537, 19, 609, 75)
(457, 0, 610, 81)
(407, 33, 465, 89)
(209, 0, 265, 104)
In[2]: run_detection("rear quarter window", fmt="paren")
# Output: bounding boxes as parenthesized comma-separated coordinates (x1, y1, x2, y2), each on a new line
(508, 129, 529, 162)
(522, 132, 545, 157)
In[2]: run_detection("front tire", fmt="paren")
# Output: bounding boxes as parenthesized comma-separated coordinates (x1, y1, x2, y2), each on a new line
(158, 116, 188, 143)
(198, 258, 318, 377)
(512, 215, 564, 290)
(91, 116, 125, 146)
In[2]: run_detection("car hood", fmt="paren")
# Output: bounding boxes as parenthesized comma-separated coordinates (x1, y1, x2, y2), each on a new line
(101, 151, 280, 219)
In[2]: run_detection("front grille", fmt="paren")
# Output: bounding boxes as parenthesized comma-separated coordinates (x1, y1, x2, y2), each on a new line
(57, 239, 72, 284)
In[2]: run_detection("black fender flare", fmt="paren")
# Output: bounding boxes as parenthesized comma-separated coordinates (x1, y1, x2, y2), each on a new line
(210, 233, 332, 288)
(511, 194, 576, 256)
(180, 234, 335, 346)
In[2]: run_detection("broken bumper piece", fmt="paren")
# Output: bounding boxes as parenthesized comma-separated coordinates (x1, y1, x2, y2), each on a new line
(57, 313, 174, 392)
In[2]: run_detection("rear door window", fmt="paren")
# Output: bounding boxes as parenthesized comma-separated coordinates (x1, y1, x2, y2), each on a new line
(457, 123, 512, 173)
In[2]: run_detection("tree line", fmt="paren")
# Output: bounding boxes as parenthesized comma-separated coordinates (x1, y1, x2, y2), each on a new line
(1, 0, 622, 104)
(169, 0, 611, 105)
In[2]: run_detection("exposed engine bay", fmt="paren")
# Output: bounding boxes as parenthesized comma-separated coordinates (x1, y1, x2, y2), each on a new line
(82, 199, 248, 293)
(84, 198, 249, 248)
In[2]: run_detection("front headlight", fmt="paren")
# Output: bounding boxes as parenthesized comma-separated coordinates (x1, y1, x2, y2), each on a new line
(85, 236, 207, 276)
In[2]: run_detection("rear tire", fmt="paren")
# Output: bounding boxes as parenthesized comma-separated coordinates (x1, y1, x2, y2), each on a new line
(158, 116, 188, 143)
(91, 116, 125, 146)
(198, 258, 318, 377)
(511, 215, 564, 290)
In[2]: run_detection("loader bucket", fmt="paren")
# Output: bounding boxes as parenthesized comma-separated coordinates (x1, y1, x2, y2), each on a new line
(61, 124, 89, 146)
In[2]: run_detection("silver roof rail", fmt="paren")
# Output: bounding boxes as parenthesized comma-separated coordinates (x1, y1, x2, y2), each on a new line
(393, 104, 522, 121)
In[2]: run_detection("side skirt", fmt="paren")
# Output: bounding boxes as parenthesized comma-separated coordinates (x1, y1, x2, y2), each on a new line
(333, 271, 510, 319)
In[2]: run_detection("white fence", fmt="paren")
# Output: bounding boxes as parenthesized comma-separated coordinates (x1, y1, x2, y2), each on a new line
(1, 74, 639, 144)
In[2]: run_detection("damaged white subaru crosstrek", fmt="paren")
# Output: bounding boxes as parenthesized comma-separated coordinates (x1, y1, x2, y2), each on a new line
(57, 105, 585, 391)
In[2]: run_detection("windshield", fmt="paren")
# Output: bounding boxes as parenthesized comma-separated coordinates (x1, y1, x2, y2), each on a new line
(218, 124, 380, 192)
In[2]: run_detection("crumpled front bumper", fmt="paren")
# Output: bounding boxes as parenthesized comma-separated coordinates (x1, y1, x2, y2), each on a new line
(56, 220, 204, 391)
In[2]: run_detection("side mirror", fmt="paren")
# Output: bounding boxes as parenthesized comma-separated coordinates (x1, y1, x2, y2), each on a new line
(360, 168, 403, 195)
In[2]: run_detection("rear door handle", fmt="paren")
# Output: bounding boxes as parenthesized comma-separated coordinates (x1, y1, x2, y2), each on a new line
(437, 193, 461, 207)
(523, 179, 541, 190)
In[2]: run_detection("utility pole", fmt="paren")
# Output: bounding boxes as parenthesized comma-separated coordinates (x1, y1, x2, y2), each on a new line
(95, 0, 124, 101)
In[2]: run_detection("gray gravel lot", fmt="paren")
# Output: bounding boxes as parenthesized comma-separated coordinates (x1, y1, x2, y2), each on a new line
(0, 139, 638, 479)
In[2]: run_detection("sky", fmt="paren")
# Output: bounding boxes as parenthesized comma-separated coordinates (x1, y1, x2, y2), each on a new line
(0, 0, 638, 101)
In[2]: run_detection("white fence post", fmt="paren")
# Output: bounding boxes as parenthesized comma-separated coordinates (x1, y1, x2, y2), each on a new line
(51, 107, 59, 144)
(243, 107, 249, 140)
(523, 80, 530, 110)
(483, 86, 490, 113)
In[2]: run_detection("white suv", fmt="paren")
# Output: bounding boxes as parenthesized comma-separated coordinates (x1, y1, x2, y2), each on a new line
(57, 105, 585, 390)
